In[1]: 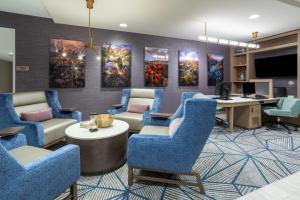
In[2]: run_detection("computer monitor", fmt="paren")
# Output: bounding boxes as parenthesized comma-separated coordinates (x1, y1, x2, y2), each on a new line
(242, 82, 256, 98)
(215, 82, 231, 100)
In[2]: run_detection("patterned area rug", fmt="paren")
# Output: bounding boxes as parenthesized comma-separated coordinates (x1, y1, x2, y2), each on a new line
(57, 127, 300, 200)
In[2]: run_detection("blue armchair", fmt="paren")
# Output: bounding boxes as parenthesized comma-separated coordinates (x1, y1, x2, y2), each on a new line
(0, 133, 80, 200)
(0, 91, 82, 147)
(128, 96, 217, 193)
(107, 88, 163, 131)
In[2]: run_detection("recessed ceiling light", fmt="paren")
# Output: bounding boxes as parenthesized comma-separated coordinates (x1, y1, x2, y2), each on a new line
(248, 14, 260, 19)
(120, 23, 128, 28)
(8, 52, 14, 56)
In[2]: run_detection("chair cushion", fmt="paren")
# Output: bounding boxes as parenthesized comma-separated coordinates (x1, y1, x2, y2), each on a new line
(169, 118, 183, 136)
(42, 118, 77, 145)
(140, 125, 169, 136)
(9, 145, 52, 165)
(13, 91, 50, 117)
(192, 93, 208, 99)
(128, 98, 154, 110)
(114, 112, 143, 131)
(130, 89, 155, 99)
(127, 104, 150, 113)
(21, 108, 53, 122)
(264, 109, 292, 117)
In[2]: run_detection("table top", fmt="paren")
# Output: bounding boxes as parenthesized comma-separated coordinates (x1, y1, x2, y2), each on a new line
(216, 96, 277, 103)
(210, 96, 278, 107)
(65, 119, 129, 140)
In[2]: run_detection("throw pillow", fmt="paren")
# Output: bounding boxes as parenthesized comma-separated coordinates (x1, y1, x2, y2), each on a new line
(21, 108, 53, 122)
(127, 104, 150, 113)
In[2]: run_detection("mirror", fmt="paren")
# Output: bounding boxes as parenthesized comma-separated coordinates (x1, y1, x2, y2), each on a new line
(0, 27, 15, 93)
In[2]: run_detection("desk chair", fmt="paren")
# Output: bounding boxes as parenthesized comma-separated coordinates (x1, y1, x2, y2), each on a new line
(215, 82, 230, 127)
(263, 97, 300, 134)
(215, 106, 229, 127)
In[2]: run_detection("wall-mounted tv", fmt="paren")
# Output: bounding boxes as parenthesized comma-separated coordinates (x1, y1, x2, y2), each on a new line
(255, 54, 297, 78)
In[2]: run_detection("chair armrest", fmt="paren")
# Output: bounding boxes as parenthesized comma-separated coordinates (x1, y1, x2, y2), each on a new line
(55, 111, 82, 122)
(143, 111, 171, 126)
(13, 121, 44, 147)
(107, 106, 126, 115)
(22, 145, 80, 197)
(128, 134, 188, 173)
(0, 133, 27, 150)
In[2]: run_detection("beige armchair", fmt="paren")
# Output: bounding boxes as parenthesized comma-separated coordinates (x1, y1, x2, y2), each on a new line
(0, 90, 82, 147)
(107, 88, 163, 132)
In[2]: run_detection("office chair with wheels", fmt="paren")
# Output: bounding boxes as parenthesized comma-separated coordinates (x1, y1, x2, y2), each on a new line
(263, 97, 300, 134)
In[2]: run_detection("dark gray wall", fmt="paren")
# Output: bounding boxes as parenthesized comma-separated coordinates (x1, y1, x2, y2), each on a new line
(255, 48, 297, 96)
(0, 11, 230, 119)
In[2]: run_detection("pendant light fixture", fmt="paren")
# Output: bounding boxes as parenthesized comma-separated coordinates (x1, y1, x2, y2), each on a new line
(83, 0, 101, 60)
(198, 22, 260, 49)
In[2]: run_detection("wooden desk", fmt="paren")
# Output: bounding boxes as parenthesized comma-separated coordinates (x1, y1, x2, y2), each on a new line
(216, 97, 278, 131)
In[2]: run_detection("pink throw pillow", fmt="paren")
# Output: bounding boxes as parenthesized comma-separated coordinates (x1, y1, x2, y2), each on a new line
(21, 108, 53, 122)
(127, 104, 150, 113)
(169, 118, 183, 136)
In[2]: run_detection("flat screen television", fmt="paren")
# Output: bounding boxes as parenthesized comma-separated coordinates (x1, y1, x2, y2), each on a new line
(255, 54, 297, 77)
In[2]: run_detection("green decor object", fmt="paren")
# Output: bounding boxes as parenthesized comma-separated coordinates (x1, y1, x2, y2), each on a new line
(101, 44, 132, 88)
(178, 50, 199, 86)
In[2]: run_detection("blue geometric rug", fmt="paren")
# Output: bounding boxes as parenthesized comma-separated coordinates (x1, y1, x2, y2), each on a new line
(57, 127, 300, 200)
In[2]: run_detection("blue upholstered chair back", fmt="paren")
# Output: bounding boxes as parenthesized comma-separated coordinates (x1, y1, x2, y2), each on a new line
(171, 98, 217, 171)
(171, 92, 198, 119)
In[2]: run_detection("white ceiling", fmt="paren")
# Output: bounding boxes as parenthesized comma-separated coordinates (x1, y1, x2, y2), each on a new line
(0, 0, 300, 41)
(0, 27, 15, 62)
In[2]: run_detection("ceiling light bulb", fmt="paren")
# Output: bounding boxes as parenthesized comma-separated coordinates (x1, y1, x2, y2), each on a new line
(120, 23, 128, 28)
(198, 35, 207, 41)
(219, 39, 229, 45)
(239, 42, 248, 47)
(248, 14, 260, 19)
(96, 56, 100, 60)
(255, 44, 260, 49)
(78, 55, 83, 60)
(207, 37, 218, 43)
(62, 52, 67, 57)
(229, 41, 239, 46)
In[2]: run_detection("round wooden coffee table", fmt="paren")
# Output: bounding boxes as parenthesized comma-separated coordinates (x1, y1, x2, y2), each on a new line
(65, 120, 129, 175)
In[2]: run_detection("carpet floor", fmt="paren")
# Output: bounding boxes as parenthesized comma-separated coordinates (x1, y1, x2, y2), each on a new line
(57, 126, 300, 200)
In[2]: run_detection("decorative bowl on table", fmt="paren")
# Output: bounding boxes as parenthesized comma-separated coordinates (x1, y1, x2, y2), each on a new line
(95, 114, 114, 128)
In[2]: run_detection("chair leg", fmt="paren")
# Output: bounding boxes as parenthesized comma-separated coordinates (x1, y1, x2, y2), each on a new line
(130, 169, 205, 193)
(128, 166, 133, 186)
(70, 182, 77, 200)
(279, 122, 292, 134)
(194, 172, 205, 194)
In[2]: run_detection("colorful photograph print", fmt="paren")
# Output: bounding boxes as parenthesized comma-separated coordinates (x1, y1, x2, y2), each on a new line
(178, 51, 199, 86)
(144, 47, 168, 87)
(49, 39, 85, 88)
(101, 44, 131, 88)
(207, 53, 224, 86)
